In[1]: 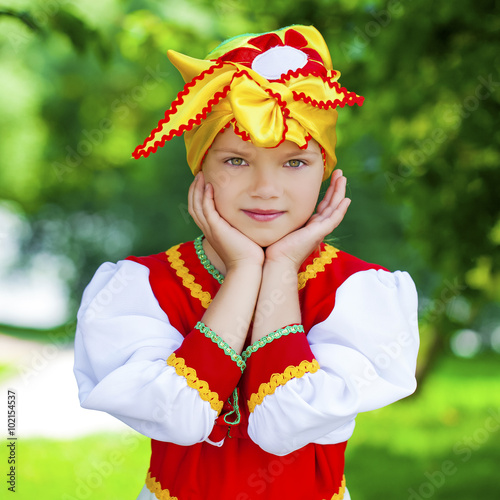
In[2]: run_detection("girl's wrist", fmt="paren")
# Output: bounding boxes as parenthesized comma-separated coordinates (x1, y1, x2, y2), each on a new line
(224, 261, 264, 280)
(263, 256, 301, 277)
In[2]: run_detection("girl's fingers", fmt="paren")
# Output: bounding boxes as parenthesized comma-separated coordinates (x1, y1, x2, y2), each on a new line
(200, 181, 234, 240)
(322, 197, 351, 231)
(317, 174, 346, 219)
(308, 193, 350, 242)
(202, 183, 222, 227)
(316, 184, 334, 213)
(332, 197, 351, 223)
(326, 175, 347, 213)
(191, 173, 210, 233)
(188, 175, 201, 228)
(316, 169, 341, 212)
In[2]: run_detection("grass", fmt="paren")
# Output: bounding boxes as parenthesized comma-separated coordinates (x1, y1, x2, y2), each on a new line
(6, 433, 151, 499)
(346, 352, 500, 500)
(3, 352, 500, 499)
(0, 363, 16, 383)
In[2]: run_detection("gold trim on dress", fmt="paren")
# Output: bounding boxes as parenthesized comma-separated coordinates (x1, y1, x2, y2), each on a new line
(146, 471, 178, 500)
(247, 359, 320, 413)
(166, 244, 213, 309)
(327, 475, 346, 500)
(298, 243, 338, 290)
(166, 242, 338, 308)
(167, 353, 223, 414)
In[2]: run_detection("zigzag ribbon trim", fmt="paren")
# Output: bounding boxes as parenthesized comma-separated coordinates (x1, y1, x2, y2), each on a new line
(247, 359, 320, 413)
(167, 353, 223, 414)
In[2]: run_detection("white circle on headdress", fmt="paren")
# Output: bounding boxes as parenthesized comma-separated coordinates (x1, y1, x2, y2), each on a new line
(251, 46, 308, 80)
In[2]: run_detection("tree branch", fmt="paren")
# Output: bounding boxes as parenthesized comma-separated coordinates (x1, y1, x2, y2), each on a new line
(0, 9, 41, 33)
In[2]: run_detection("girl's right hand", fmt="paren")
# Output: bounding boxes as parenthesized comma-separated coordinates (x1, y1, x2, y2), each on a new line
(188, 172, 265, 273)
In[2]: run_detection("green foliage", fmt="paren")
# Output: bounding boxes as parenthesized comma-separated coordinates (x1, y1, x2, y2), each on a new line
(0, 0, 498, 348)
(16, 432, 151, 499)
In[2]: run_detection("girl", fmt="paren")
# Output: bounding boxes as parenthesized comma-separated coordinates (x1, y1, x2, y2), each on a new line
(74, 25, 419, 500)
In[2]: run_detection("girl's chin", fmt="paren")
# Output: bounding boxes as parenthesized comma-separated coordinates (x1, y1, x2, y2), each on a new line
(244, 231, 285, 248)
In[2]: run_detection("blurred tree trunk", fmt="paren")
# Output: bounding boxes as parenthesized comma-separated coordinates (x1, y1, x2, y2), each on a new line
(415, 323, 446, 393)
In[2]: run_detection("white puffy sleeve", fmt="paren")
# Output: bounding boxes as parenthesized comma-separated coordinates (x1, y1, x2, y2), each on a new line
(245, 269, 419, 455)
(74, 260, 221, 444)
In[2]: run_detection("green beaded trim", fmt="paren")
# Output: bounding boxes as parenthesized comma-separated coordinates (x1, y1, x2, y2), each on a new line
(194, 235, 225, 284)
(195, 321, 245, 372)
(242, 324, 305, 361)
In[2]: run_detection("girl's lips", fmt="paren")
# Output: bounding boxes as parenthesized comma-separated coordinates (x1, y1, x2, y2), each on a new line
(242, 209, 285, 222)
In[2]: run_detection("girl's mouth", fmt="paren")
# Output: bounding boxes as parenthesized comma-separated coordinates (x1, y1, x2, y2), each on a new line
(242, 209, 285, 222)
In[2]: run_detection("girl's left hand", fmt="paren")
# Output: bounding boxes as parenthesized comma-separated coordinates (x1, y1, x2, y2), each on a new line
(265, 169, 350, 270)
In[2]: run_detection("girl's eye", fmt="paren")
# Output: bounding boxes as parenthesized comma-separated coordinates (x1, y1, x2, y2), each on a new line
(227, 157, 247, 166)
(285, 159, 305, 168)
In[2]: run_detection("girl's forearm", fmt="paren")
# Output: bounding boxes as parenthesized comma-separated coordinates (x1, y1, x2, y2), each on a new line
(201, 264, 263, 353)
(250, 260, 301, 343)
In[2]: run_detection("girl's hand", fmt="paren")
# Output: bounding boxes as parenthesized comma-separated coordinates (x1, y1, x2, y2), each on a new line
(265, 169, 351, 270)
(188, 172, 265, 273)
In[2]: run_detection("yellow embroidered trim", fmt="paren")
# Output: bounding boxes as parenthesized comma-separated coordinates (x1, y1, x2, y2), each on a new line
(298, 243, 338, 290)
(166, 244, 213, 309)
(326, 475, 346, 500)
(247, 359, 320, 413)
(167, 353, 223, 414)
(146, 472, 178, 500)
(167, 242, 337, 309)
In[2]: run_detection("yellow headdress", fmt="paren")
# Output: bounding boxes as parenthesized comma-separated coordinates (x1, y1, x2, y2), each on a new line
(132, 25, 363, 180)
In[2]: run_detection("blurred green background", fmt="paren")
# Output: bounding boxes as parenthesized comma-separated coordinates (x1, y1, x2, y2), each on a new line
(0, 0, 499, 498)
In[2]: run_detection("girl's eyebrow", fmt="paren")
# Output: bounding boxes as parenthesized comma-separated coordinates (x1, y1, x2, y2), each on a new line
(280, 149, 321, 157)
(211, 147, 254, 155)
(211, 146, 321, 157)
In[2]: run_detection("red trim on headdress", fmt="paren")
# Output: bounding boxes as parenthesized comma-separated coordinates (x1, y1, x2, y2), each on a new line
(132, 61, 233, 159)
(273, 68, 365, 109)
(295, 87, 365, 109)
(264, 88, 291, 118)
(300, 134, 313, 150)
(231, 120, 252, 142)
(264, 87, 290, 147)
(279, 67, 339, 83)
(320, 145, 327, 169)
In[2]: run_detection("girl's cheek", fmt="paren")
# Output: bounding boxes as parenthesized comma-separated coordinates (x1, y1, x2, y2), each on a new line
(211, 188, 225, 211)
(208, 170, 233, 191)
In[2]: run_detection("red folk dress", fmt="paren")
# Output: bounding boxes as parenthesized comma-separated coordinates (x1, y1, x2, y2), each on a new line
(74, 238, 419, 500)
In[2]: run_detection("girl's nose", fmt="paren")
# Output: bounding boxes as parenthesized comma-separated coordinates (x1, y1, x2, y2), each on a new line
(248, 168, 282, 199)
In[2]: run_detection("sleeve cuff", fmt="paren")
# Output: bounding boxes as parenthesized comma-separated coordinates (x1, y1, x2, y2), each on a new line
(243, 324, 319, 413)
(171, 323, 243, 414)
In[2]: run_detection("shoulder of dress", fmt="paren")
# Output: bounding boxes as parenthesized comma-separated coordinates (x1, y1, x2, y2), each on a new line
(125, 240, 193, 266)
(320, 243, 388, 280)
(323, 245, 417, 299)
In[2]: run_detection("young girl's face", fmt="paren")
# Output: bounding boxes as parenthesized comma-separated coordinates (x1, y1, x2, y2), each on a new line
(202, 127, 324, 247)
